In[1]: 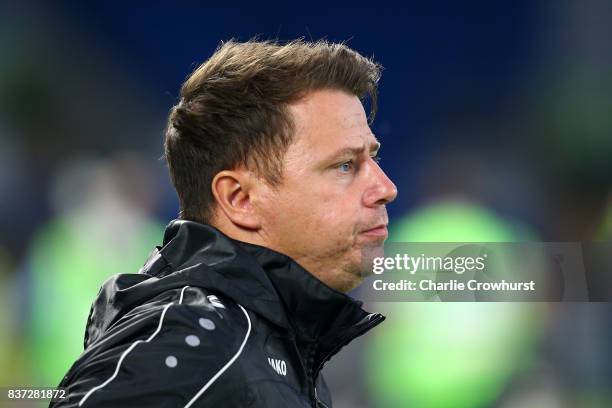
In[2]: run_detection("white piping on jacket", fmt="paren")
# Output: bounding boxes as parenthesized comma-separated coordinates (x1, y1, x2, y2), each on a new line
(183, 304, 252, 408)
(78, 285, 190, 406)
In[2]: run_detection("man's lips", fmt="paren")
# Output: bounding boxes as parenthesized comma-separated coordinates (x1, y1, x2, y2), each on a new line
(360, 224, 388, 237)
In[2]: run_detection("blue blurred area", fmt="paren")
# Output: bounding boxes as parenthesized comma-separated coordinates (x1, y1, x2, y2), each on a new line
(55, 2, 538, 221)
(1, 2, 611, 407)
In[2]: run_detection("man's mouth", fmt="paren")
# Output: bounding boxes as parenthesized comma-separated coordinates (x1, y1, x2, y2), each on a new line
(360, 224, 388, 238)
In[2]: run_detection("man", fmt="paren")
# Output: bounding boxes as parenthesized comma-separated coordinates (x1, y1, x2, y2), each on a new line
(53, 39, 397, 407)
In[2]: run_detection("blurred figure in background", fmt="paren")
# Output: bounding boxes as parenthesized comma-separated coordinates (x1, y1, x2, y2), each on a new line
(22, 153, 164, 386)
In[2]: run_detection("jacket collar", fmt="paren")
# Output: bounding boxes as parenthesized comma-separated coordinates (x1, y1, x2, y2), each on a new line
(148, 219, 384, 343)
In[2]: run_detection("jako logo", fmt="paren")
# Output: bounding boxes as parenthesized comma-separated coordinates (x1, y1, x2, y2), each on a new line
(268, 357, 287, 376)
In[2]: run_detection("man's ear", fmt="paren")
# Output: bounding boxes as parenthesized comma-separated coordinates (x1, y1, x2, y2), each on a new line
(211, 169, 261, 230)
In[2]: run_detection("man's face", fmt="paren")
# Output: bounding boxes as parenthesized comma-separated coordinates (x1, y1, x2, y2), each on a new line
(254, 89, 397, 292)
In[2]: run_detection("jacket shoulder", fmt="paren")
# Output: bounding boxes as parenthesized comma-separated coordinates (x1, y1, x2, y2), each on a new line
(54, 286, 253, 407)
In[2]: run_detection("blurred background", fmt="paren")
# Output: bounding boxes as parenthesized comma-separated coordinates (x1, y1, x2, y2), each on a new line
(1, 1, 611, 407)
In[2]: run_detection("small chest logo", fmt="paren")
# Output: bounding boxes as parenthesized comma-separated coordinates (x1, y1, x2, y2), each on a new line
(267, 357, 287, 376)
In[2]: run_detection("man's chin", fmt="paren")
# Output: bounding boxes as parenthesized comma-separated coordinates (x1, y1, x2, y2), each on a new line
(356, 241, 385, 279)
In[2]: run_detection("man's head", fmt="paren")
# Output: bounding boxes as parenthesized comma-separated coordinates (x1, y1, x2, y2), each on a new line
(165, 39, 397, 292)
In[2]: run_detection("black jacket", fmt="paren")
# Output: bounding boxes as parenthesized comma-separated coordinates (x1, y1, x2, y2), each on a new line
(52, 220, 385, 407)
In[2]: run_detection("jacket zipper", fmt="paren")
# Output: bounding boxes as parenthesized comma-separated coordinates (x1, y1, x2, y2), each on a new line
(315, 313, 385, 375)
(314, 387, 330, 408)
(305, 342, 319, 407)
(302, 314, 385, 407)
(311, 313, 386, 407)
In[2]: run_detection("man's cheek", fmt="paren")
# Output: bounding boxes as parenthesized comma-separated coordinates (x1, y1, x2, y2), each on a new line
(318, 206, 345, 224)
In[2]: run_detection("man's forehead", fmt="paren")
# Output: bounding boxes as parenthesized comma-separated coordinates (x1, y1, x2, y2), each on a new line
(290, 89, 366, 124)
(299, 121, 378, 155)
(301, 108, 373, 137)
(287, 89, 378, 154)
(333, 111, 369, 128)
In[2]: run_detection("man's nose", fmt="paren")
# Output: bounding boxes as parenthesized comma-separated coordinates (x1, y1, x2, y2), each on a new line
(363, 162, 398, 207)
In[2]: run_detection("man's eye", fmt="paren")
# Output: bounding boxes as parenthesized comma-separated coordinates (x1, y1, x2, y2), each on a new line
(338, 161, 354, 173)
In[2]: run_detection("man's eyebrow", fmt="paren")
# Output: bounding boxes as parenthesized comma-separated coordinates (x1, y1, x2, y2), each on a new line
(322, 140, 381, 163)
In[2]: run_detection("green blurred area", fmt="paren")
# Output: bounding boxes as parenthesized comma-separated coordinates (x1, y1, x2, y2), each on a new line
(366, 201, 544, 408)
(25, 214, 164, 386)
